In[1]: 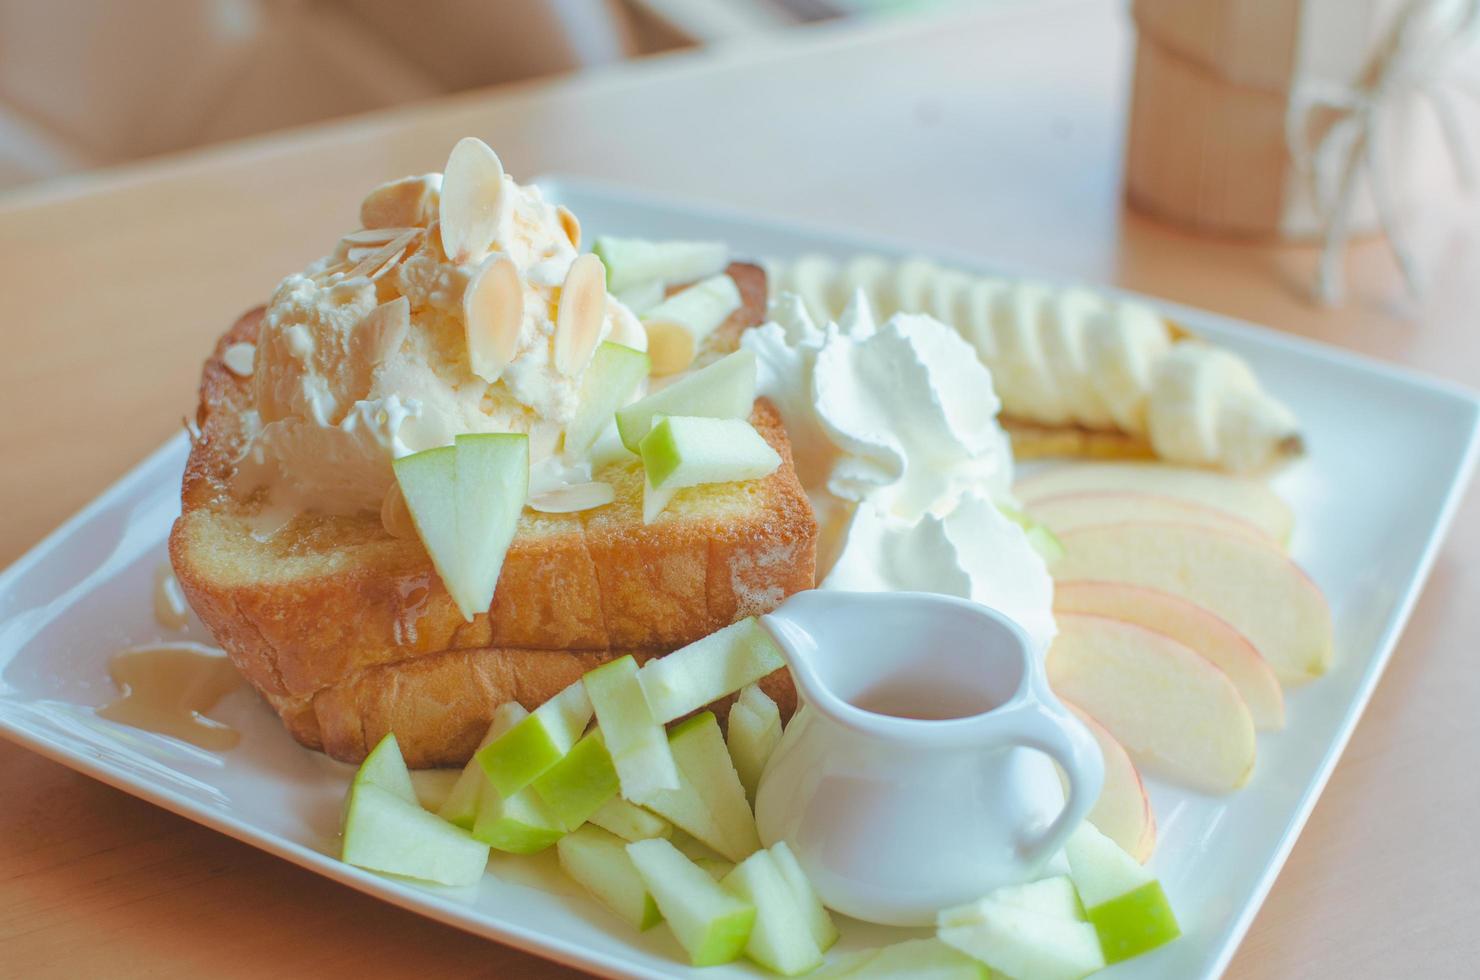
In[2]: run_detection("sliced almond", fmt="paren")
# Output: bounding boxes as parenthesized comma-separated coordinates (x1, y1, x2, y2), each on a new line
(464, 253, 524, 382)
(347, 228, 420, 280)
(528, 481, 615, 514)
(345, 246, 376, 263)
(361, 175, 439, 229)
(439, 138, 505, 264)
(222, 342, 257, 378)
(556, 205, 581, 249)
(643, 321, 697, 376)
(554, 253, 606, 376)
(352, 297, 411, 365)
(341, 227, 413, 247)
(381, 482, 416, 539)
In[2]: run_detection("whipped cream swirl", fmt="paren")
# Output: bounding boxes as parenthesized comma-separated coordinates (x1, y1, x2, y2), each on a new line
(742, 294, 1056, 653)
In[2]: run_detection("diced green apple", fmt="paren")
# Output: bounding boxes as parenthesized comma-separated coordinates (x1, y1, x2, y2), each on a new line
(848, 938, 990, 978)
(439, 704, 526, 828)
(769, 840, 839, 952)
(583, 655, 681, 800)
(471, 776, 565, 854)
(556, 825, 663, 930)
(531, 728, 621, 831)
(342, 783, 489, 887)
(938, 904, 1105, 980)
(642, 274, 743, 374)
(726, 683, 783, 802)
(588, 797, 673, 842)
(627, 837, 756, 967)
(722, 849, 825, 976)
(642, 472, 679, 525)
(939, 875, 1085, 929)
(615, 279, 666, 315)
(812, 949, 883, 978)
(592, 237, 728, 293)
(615, 348, 756, 451)
(639, 415, 780, 490)
(1065, 821, 1181, 963)
(353, 732, 418, 804)
(638, 618, 786, 723)
(565, 342, 650, 460)
(391, 446, 460, 604)
(637, 712, 762, 862)
(476, 680, 593, 797)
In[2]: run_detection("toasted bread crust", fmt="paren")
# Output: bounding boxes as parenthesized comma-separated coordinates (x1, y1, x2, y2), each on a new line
(171, 262, 815, 764)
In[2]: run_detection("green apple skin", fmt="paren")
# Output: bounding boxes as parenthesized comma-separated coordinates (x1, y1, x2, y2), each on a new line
(531, 729, 620, 831)
(627, 837, 756, 968)
(341, 783, 490, 888)
(353, 732, 418, 804)
(638, 617, 786, 724)
(592, 237, 728, 293)
(721, 850, 825, 976)
(439, 706, 524, 829)
(476, 681, 592, 798)
(1087, 880, 1181, 963)
(588, 797, 672, 842)
(638, 415, 780, 491)
(556, 825, 663, 931)
(565, 342, 650, 461)
(615, 348, 757, 452)
(583, 655, 680, 800)
(471, 782, 565, 855)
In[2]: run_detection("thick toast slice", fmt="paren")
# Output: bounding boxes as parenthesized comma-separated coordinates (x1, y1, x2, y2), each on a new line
(171, 263, 816, 764)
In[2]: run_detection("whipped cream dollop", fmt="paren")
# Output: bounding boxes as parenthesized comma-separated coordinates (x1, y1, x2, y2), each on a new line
(238, 144, 645, 515)
(770, 254, 1301, 471)
(741, 294, 1056, 653)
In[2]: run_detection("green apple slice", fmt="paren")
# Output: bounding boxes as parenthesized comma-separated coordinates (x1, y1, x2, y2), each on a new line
(847, 938, 990, 978)
(726, 684, 783, 802)
(642, 472, 679, 524)
(565, 342, 650, 461)
(937, 904, 1105, 980)
(637, 712, 761, 862)
(392, 445, 461, 604)
(939, 875, 1085, 928)
(438, 704, 525, 828)
(583, 655, 681, 800)
(592, 237, 728, 293)
(531, 728, 621, 831)
(472, 777, 565, 854)
(721, 849, 824, 976)
(812, 949, 883, 978)
(342, 783, 489, 887)
(588, 797, 673, 842)
(354, 732, 418, 804)
(641, 274, 743, 372)
(639, 415, 781, 490)
(769, 840, 839, 952)
(453, 432, 528, 616)
(476, 680, 593, 797)
(557, 825, 663, 931)
(627, 837, 756, 967)
(615, 348, 756, 451)
(639, 618, 786, 724)
(1065, 821, 1180, 963)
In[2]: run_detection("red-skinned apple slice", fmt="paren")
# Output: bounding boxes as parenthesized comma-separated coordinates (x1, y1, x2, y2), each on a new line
(1062, 701, 1156, 862)
(1014, 463, 1293, 542)
(1048, 613, 1257, 793)
(1027, 491, 1275, 546)
(1054, 581, 1285, 730)
(1051, 522, 1332, 683)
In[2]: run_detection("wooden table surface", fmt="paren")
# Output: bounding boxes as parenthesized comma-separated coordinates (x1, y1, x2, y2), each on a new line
(1, 2, 1476, 976)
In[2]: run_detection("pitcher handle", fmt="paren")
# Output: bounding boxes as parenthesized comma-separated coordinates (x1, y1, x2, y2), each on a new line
(994, 686, 1104, 868)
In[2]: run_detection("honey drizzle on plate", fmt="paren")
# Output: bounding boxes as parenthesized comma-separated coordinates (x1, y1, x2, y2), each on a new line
(98, 643, 242, 750)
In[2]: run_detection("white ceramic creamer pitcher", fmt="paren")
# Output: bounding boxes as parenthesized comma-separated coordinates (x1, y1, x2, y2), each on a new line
(754, 590, 1104, 927)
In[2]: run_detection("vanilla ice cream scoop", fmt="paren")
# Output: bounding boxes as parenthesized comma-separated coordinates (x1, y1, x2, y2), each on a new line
(236, 139, 646, 515)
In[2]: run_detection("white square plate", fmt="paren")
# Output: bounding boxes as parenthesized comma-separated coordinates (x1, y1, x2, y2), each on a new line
(2, 178, 1477, 979)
